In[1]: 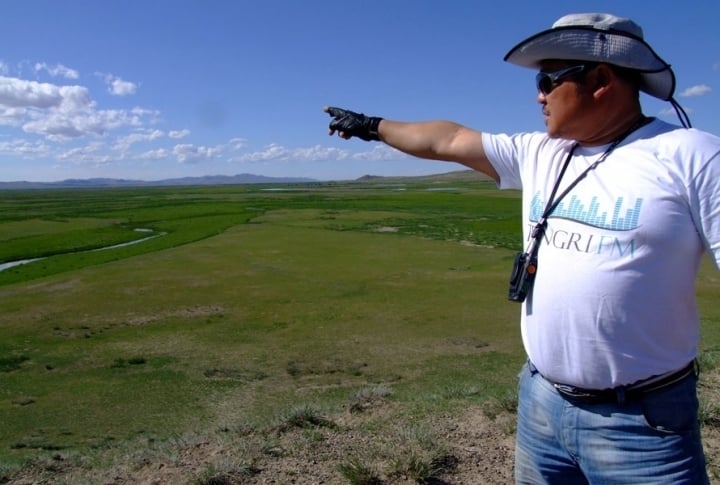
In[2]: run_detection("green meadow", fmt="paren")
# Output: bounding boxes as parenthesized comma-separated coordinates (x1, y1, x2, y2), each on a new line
(0, 178, 718, 481)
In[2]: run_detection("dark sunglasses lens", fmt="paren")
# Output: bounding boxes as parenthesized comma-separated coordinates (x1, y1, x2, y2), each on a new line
(536, 73, 553, 95)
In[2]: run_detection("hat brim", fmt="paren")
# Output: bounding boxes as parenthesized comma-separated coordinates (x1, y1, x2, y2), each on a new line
(504, 26, 676, 100)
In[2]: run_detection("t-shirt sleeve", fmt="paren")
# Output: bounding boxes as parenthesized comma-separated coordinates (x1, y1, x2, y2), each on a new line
(482, 132, 522, 190)
(482, 131, 550, 191)
(687, 149, 720, 269)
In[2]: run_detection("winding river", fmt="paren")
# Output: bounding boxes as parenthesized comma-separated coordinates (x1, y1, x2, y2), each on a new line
(0, 229, 165, 273)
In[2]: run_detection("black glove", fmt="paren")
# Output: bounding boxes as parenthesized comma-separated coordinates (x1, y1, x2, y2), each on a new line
(325, 106, 382, 141)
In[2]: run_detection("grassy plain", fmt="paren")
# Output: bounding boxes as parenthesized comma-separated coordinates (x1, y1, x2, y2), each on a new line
(0, 181, 521, 460)
(0, 178, 718, 483)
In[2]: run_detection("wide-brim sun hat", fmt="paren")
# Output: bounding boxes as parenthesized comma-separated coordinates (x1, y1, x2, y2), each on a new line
(504, 13, 676, 101)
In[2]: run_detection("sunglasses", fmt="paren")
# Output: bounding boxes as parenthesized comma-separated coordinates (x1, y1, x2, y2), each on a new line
(535, 64, 593, 95)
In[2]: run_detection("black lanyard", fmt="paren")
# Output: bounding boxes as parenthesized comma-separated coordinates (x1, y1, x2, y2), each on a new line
(527, 116, 649, 251)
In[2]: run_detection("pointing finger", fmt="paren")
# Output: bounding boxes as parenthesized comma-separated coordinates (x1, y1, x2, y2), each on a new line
(324, 106, 346, 118)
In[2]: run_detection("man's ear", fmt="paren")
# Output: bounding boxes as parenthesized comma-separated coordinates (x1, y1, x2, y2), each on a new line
(591, 64, 613, 98)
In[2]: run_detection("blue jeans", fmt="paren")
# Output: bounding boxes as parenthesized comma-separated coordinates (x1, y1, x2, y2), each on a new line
(515, 362, 709, 484)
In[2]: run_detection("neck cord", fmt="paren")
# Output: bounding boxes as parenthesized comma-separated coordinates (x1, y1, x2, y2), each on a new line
(527, 115, 649, 248)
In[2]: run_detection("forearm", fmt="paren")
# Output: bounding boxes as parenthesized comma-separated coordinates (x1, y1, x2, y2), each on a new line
(378, 119, 498, 181)
(378, 119, 470, 159)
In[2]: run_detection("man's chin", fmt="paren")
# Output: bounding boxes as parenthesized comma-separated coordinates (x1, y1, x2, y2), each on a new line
(545, 125, 561, 139)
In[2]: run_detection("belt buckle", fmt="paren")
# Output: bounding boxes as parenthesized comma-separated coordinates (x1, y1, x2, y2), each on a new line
(553, 383, 617, 404)
(554, 384, 594, 399)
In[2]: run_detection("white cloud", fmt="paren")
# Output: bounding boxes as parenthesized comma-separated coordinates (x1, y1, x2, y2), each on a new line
(0, 75, 161, 141)
(230, 143, 403, 164)
(23, 108, 148, 140)
(98, 72, 138, 96)
(57, 85, 95, 111)
(172, 143, 223, 164)
(57, 141, 111, 165)
(0, 106, 29, 126)
(679, 84, 712, 97)
(290, 144, 349, 161)
(0, 138, 50, 158)
(34, 62, 79, 80)
(23, 115, 87, 139)
(232, 143, 290, 162)
(224, 137, 246, 151)
(130, 106, 156, 116)
(169, 129, 190, 139)
(140, 137, 246, 164)
(108, 77, 137, 96)
(0, 75, 85, 110)
(113, 129, 165, 152)
(129, 107, 161, 126)
(351, 144, 405, 161)
(138, 148, 170, 160)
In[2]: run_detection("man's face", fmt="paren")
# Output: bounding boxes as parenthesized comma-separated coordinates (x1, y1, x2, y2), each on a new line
(536, 60, 596, 140)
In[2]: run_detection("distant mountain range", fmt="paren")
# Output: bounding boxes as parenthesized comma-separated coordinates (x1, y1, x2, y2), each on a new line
(0, 170, 493, 190)
(0, 173, 318, 190)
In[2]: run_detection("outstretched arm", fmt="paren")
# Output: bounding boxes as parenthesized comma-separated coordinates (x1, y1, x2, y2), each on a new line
(324, 106, 499, 183)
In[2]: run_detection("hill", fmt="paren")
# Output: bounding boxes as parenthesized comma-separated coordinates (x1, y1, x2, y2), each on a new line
(354, 169, 493, 184)
(0, 173, 317, 190)
(0, 170, 491, 190)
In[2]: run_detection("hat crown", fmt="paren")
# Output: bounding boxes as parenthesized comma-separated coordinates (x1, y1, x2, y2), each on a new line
(504, 12, 677, 100)
(552, 13, 644, 39)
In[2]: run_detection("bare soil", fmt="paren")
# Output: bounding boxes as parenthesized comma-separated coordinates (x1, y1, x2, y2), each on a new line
(5, 370, 720, 485)
(3, 402, 517, 485)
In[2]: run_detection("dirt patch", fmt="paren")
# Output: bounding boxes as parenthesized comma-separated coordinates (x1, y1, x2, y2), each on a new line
(6, 369, 720, 484)
(123, 305, 226, 326)
(3, 401, 514, 484)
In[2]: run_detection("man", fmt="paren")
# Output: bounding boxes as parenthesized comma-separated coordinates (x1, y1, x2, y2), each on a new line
(324, 13, 720, 484)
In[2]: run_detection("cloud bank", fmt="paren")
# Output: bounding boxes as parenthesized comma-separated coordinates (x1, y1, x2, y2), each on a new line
(0, 60, 383, 175)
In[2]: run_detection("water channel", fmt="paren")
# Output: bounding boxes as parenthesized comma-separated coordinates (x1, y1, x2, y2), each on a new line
(0, 229, 166, 273)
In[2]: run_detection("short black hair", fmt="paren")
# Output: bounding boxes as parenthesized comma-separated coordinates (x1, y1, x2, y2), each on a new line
(572, 62, 641, 97)
(608, 64, 642, 89)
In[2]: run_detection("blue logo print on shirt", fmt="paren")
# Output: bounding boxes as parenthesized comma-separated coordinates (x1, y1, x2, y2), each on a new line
(530, 192, 644, 231)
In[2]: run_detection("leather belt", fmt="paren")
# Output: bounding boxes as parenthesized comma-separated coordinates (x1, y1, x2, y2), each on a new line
(531, 360, 697, 405)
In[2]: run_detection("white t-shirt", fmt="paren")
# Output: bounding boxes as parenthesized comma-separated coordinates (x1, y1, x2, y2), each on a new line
(483, 119, 720, 388)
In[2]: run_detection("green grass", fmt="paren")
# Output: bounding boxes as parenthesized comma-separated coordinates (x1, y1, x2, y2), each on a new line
(0, 180, 717, 480)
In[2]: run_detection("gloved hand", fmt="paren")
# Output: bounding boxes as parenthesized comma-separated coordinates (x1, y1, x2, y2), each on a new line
(324, 106, 383, 141)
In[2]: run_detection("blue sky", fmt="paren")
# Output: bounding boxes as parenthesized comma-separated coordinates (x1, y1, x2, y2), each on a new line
(1, 1, 718, 182)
